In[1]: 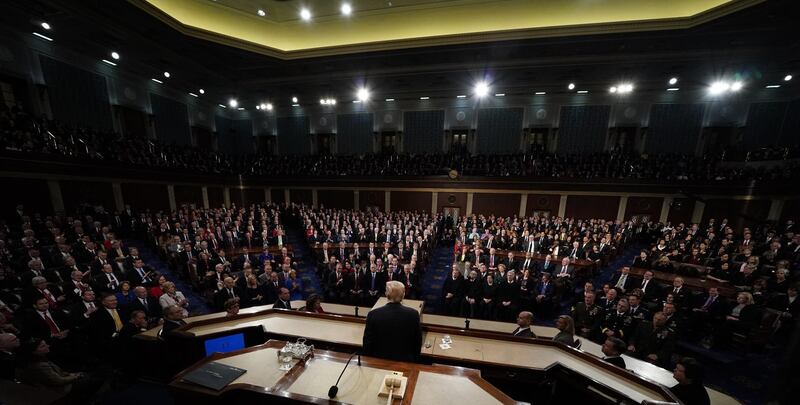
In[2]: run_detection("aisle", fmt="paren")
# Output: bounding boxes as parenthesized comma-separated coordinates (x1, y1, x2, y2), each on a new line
(284, 224, 323, 299)
(420, 245, 455, 313)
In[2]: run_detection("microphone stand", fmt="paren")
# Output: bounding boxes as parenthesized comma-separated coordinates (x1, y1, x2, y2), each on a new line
(464, 318, 470, 330)
(328, 351, 361, 399)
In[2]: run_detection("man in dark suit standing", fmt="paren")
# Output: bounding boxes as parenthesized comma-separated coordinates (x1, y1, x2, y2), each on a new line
(273, 287, 292, 310)
(126, 286, 162, 326)
(362, 281, 422, 363)
(511, 311, 537, 337)
(89, 293, 124, 361)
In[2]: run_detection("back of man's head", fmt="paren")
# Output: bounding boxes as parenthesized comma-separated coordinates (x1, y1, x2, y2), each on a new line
(385, 281, 405, 303)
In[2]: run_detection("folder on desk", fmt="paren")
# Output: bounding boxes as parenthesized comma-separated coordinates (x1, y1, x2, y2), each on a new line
(182, 362, 246, 391)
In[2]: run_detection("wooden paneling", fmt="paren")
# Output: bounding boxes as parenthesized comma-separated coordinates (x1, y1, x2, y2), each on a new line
(243, 188, 266, 207)
(359, 190, 385, 211)
(473, 193, 520, 217)
(526, 194, 560, 217)
(59, 180, 114, 214)
(0, 177, 52, 217)
(702, 198, 771, 230)
(317, 190, 354, 210)
(565, 195, 619, 220)
(391, 191, 432, 213)
(624, 197, 664, 221)
(666, 198, 694, 225)
(174, 185, 203, 207)
(121, 183, 169, 211)
(290, 189, 313, 206)
(270, 188, 285, 205)
(437, 192, 466, 213)
(207, 187, 224, 208)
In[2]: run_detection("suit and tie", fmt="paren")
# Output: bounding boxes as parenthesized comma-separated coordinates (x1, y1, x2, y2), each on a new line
(511, 326, 536, 338)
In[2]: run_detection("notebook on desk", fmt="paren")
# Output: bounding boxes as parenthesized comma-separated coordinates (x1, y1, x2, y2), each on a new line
(182, 362, 247, 391)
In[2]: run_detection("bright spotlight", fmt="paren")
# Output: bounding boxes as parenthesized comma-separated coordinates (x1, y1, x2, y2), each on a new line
(568, 83, 575, 90)
(111, 51, 120, 60)
(709, 81, 730, 95)
(292, 96, 298, 103)
(785, 74, 793, 82)
(731, 81, 743, 91)
(669, 77, 678, 85)
(609, 86, 617, 93)
(41, 22, 51, 30)
(256, 105, 261, 110)
(300, 8, 311, 21)
(163, 71, 170, 78)
(229, 99, 238, 108)
(257, 9, 266, 17)
(474, 82, 489, 97)
(357, 88, 369, 101)
(199, 89, 205, 94)
(320, 99, 326, 105)
(265, 103, 273, 111)
(618, 84, 634, 93)
(341, 3, 352, 16)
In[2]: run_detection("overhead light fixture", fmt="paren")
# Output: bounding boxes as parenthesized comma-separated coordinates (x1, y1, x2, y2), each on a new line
(110, 51, 120, 60)
(257, 9, 266, 17)
(730, 81, 743, 91)
(609, 86, 617, 93)
(784, 74, 793, 82)
(292, 96, 298, 103)
(456, 95, 467, 99)
(669, 77, 678, 85)
(189, 92, 199, 97)
(568, 83, 575, 90)
(237, 107, 245, 111)
(229, 99, 238, 108)
(341, 3, 352, 16)
(265, 103, 273, 111)
(218, 104, 226, 108)
(765, 85, 781, 89)
(199, 89, 205, 94)
(494, 93, 505, 97)
(151, 78, 163, 84)
(419, 96, 430, 100)
(667, 88, 680, 91)
(320, 98, 337, 105)
(709, 81, 730, 95)
(320, 99, 325, 105)
(32, 32, 53, 41)
(385, 98, 395, 102)
(352, 100, 361, 103)
(616, 83, 634, 93)
(474, 81, 489, 97)
(300, 8, 311, 21)
(256, 105, 261, 110)
(577, 90, 588, 94)
(101, 59, 117, 66)
(535, 91, 546, 95)
(163, 71, 171, 78)
(41, 22, 51, 30)
(292, 103, 300, 107)
(357, 88, 369, 101)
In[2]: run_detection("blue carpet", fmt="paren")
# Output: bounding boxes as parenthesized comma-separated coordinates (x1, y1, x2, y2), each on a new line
(284, 226, 323, 299)
(421, 245, 454, 313)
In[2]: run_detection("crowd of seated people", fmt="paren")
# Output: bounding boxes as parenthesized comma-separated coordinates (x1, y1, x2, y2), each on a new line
(299, 206, 440, 306)
(3, 106, 799, 181)
(0, 203, 191, 402)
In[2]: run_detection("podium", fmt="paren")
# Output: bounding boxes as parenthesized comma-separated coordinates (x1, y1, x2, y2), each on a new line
(170, 340, 517, 404)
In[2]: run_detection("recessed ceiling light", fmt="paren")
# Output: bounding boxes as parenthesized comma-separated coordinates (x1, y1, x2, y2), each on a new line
(474, 81, 489, 97)
(256, 105, 261, 110)
(568, 83, 575, 90)
(535, 91, 546, 95)
(189, 92, 198, 97)
(163, 71, 170, 78)
(265, 103, 273, 111)
(577, 90, 588, 94)
(111, 51, 120, 60)
(419, 96, 429, 100)
(229, 99, 238, 108)
(494, 93, 505, 97)
(32, 32, 53, 41)
(456, 95, 466, 99)
(667, 88, 680, 91)
(617, 83, 634, 93)
(41, 22, 51, 30)
(151, 78, 163, 84)
(385, 98, 395, 102)
(785, 74, 793, 82)
(352, 100, 361, 103)
(341, 3, 352, 16)
(765, 85, 781, 89)
(609, 86, 617, 93)
(218, 104, 226, 108)
(357, 88, 369, 101)
(292, 96, 298, 103)
(101, 59, 117, 66)
(199, 89, 205, 94)
(709, 81, 730, 95)
(669, 77, 678, 85)
(320, 99, 326, 105)
(731, 81, 743, 91)
(237, 107, 245, 111)
(292, 103, 300, 107)
(300, 8, 311, 21)
(257, 9, 266, 17)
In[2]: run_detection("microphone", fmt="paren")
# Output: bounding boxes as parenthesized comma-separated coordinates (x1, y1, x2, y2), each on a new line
(328, 351, 360, 399)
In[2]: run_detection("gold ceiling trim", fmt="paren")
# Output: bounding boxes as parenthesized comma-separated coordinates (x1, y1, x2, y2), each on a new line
(129, 0, 764, 60)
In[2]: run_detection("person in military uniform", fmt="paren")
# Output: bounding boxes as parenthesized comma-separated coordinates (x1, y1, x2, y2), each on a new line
(627, 293, 651, 327)
(572, 291, 604, 341)
(626, 311, 676, 369)
(600, 298, 634, 343)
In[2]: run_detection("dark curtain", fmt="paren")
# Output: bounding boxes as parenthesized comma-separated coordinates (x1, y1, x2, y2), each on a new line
(779, 99, 800, 146)
(556, 105, 611, 153)
(336, 113, 373, 154)
(646, 104, 704, 154)
(476, 107, 524, 154)
(40, 56, 112, 130)
(215, 116, 253, 154)
(403, 110, 444, 153)
(743, 102, 787, 148)
(278, 116, 310, 155)
(150, 93, 190, 145)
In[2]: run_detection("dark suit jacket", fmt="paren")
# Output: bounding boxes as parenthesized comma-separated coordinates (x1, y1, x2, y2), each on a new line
(511, 327, 536, 338)
(273, 299, 292, 310)
(125, 296, 162, 321)
(22, 309, 71, 341)
(362, 302, 422, 362)
(604, 356, 626, 369)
